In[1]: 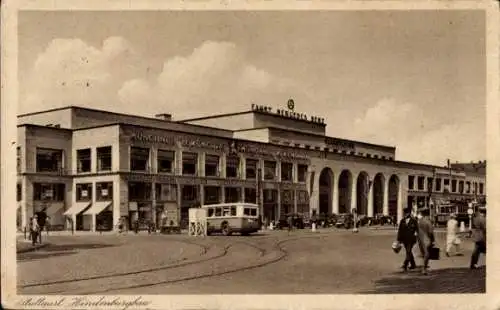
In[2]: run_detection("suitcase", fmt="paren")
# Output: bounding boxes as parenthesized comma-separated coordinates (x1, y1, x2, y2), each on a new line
(429, 246, 440, 260)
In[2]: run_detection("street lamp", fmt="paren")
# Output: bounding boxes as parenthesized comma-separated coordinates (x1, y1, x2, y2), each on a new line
(467, 202, 474, 233)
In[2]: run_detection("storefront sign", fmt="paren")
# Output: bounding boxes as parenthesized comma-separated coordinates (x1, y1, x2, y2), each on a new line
(325, 137, 355, 150)
(251, 103, 325, 125)
(178, 137, 225, 151)
(131, 132, 175, 145)
(237, 142, 309, 160)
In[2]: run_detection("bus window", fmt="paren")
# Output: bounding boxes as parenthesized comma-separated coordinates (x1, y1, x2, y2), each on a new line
(208, 208, 214, 217)
(230, 206, 237, 216)
(243, 208, 251, 216)
(215, 207, 222, 217)
(223, 207, 231, 216)
(250, 208, 257, 216)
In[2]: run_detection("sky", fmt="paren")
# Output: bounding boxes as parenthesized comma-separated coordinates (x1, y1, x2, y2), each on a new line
(17, 10, 486, 166)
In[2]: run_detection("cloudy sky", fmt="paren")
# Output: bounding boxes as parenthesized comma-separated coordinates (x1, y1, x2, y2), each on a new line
(18, 10, 486, 166)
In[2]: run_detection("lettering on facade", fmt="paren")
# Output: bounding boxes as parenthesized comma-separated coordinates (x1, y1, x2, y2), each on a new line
(251, 103, 325, 125)
(131, 132, 175, 145)
(324, 137, 355, 150)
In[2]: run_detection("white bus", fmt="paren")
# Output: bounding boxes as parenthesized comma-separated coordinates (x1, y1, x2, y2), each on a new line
(202, 203, 260, 236)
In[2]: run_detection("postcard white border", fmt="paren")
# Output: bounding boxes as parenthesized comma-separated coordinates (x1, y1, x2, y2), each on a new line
(2, 1, 499, 309)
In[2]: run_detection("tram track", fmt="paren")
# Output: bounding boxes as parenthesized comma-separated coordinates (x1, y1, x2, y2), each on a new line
(20, 232, 327, 295)
(76, 234, 327, 295)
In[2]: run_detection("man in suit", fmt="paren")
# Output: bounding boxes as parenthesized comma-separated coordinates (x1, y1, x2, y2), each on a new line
(470, 206, 486, 269)
(417, 207, 435, 275)
(397, 207, 418, 271)
(35, 207, 48, 243)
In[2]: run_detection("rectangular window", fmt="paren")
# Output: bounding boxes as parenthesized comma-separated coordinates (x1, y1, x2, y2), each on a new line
(451, 180, 457, 193)
(215, 207, 222, 217)
(280, 162, 293, 182)
(245, 159, 258, 180)
(208, 208, 214, 217)
(17, 147, 21, 173)
(76, 183, 93, 201)
(466, 181, 471, 193)
(182, 152, 198, 175)
(155, 183, 177, 201)
(435, 178, 442, 191)
(157, 149, 175, 173)
(33, 183, 65, 201)
(244, 188, 257, 203)
(205, 154, 220, 177)
(181, 185, 198, 202)
(417, 176, 425, 191)
(77, 148, 91, 173)
(479, 183, 484, 194)
(230, 206, 237, 216)
(128, 182, 152, 201)
(226, 155, 240, 178)
(130, 147, 149, 171)
(264, 161, 277, 180)
(97, 146, 112, 171)
(427, 177, 434, 192)
(408, 176, 415, 190)
(96, 182, 113, 201)
(298, 164, 308, 183)
(17, 183, 22, 201)
(225, 187, 241, 203)
(458, 181, 464, 194)
(204, 186, 220, 204)
(36, 148, 63, 172)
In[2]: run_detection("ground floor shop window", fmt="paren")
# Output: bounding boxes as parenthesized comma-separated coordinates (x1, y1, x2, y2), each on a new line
(204, 186, 220, 204)
(96, 210, 113, 231)
(225, 187, 241, 203)
(244, 188, 256, 203)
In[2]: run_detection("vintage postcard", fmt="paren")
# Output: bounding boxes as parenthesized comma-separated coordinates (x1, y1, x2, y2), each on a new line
(1, 0, 499, 309)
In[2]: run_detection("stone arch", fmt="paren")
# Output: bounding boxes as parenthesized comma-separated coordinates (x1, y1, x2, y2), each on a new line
(373, 173, 385, 215)
(319, 167, 334, 216)
(388, 174, 400, 217)
(338, 169, 352, 214)
(356, 171, 370, 216)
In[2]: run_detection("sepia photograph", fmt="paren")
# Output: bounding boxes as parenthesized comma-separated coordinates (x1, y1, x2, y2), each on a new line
(2, 0, 499, 309)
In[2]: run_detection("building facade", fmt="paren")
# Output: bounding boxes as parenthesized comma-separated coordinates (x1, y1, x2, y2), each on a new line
(16, 105, 486, 232)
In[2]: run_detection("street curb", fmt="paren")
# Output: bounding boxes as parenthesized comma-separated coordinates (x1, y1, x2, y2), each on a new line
(17, 243, 49, 254)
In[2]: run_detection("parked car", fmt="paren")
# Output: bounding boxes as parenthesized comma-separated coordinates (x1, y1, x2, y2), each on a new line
(276, 214, 305, 229)
(335, 213, 353, 229)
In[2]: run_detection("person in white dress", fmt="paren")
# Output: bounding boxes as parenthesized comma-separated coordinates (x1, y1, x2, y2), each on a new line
(446, 213, 461, 256)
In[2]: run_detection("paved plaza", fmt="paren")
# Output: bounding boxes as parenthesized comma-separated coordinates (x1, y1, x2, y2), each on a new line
(17, 228, 485, 295)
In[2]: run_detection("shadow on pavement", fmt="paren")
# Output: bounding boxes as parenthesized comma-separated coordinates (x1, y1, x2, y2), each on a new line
(361, 267, 486, 294)
(17, 251, 77, 262)
(40, 243, 116, 252)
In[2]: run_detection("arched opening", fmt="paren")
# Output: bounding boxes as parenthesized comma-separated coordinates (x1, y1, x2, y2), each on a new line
(388, 175, 399, 217)
(319, 168, 334, 216)
(356, 172, 370, 215)
(338, 170, 352, 214)
(373, 173, 385, 216)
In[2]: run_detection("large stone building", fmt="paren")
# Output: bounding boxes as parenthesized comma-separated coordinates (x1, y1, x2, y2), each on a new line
(16, 103, 486, 232)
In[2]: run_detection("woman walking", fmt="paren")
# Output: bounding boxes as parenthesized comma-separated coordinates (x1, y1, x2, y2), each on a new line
(446, 213, 461, 257)
(417, 207, 435, 275)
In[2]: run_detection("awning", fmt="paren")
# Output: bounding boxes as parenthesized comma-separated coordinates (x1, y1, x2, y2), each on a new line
(46, 203, 64, 215)
(83, 201, 112, 215)
(63, 202, 91, 216)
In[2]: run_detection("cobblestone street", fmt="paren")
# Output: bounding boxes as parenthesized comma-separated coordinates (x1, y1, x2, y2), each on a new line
(17, 228, 485, 295)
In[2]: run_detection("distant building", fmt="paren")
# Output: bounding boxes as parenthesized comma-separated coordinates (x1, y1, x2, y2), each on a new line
(16, 104, 486, 232)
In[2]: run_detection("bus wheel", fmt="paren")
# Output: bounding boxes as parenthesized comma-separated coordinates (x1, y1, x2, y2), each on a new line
(221, 223, 231, 236)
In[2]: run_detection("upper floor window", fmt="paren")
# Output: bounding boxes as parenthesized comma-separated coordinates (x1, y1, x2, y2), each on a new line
(205, 154, 220, 177)
(458, 181, 464, 194)
(226, 155, 240, 178)
(17, 147, 21, 173)
(298, 164, 308, 183)
(479, 183, 484, 195)
(466, 181, 471, 193)
(182, 152, 198, 176)
(33, 183, 65, 201)
(435, 178, 442, 191)
(17, 183, 22, 201)
(417, 176, 425, 191)
(264, 161, 277, 181)
(281, 162, 293, 182)
(408, 176, 415, 190)
(130, 147, 149, 171)
(427, 177, 434, 192)
(245, 159, 258, 180)
(76, 183, 92, 201)
(97, 146, 112, 171)
(451, 180, 457, 193)
(36, 148, 63, 172)
(157, 149, 175, 173)
(96, 182, 113, 201)
(77, 148, 91, 173)
(155, 183, 177, 201)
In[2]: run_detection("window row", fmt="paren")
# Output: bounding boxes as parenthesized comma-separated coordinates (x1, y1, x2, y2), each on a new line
(75, 182, 114, 201)
(408, 175, 484, 195)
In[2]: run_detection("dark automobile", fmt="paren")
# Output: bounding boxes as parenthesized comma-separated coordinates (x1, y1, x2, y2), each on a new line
(335, 213, 353, 229)
(369, 214, 394, 226)
(276, 214, 305, 229)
